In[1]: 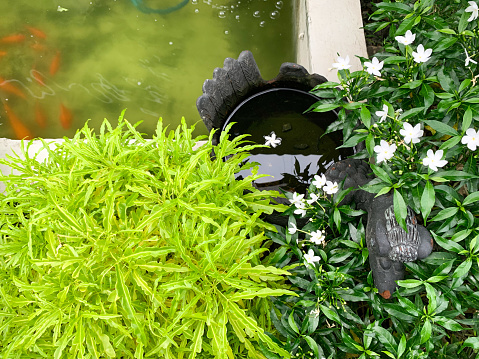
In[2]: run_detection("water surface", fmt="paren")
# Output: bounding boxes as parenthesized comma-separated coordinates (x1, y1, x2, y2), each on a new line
(0, 0, 294, 139)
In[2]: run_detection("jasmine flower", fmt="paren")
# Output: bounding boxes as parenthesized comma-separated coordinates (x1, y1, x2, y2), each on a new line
(374, 140, 397, 163)
(332, 55, 352, 70)
(288, 223, 298, 235)
(290, 192, 305, 206)
(312, 174, 327, 188)
(264, 131, 282, 148)
(304, 249, 321, 264)
(423, 149, 448, 171)
(400, 123, 423, 144)
(375, 104, 389, 123)
(462, 128, 479, 150)
(323, 181, 339, 195)
(364, 57, 384, 77)
(466, 1, 479, 22)
(412, 44, 432, 63)
(307, 192, 319, 205)
(310, 230, 326, 245)
(395, 30, 416, 45)
(465, 49, 477, 66)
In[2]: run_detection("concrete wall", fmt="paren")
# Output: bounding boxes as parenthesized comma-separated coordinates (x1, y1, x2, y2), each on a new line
(296, 0, 368, 78)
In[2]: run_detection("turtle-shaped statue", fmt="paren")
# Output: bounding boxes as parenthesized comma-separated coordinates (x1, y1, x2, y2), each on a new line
(325, 159, 433, 298)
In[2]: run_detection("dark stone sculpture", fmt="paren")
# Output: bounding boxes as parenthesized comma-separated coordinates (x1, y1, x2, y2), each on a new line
(324, 159, 433, 298)
(197, 50, 327, 144)
(197, 51, 434, 298)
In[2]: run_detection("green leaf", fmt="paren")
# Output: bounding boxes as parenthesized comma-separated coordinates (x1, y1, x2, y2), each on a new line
(425, 120, 459, 136)
(396, 15, 418, 35)
(400, 107, 425, 120)
(438, 28, 456, 35)
(420, 83, 435, 110)
(319, 304, 341, 324)
(394, 189, 407, 231)
(453, 258, 472, 278)
(430, 207, 459, 222)
(463, 191, 479, 206)
(431, 232, 465, 253)
(397, 279, 423, 288)
(360, 105, 371, 129)
(462, 107, 473, 131)
(313, 102, 341, 112)
(400, 80, 423, 89)
(420, 320, 432, 344)
(373, 327, 397, 355)
(397, 335, 406, 358)
(433, 37, 458, 52)
(115, 266, 147, 344)
(420, 181, 435, 224)
(383, 56, 407, 65)
(464, 97, 479, 104)
(376, 2, 412, 13)
(370, 164, 392, 185)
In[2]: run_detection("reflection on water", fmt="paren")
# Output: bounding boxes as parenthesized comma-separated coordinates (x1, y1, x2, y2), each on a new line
(0, 0, 294, 139)
(226, 89, 354, 196)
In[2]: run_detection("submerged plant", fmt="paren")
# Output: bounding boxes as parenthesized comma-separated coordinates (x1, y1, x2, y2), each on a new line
(0, 112, 294, 358)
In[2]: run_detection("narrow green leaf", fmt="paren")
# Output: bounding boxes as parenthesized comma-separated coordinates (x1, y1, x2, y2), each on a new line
(360, 105, 371, 128)
(394, 189, 407, 231)
(420, 180, 435, 224)
(420, 319, 432, 344)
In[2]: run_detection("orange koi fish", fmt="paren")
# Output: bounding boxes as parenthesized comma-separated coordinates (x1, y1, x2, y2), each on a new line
(25, 26, 47, 39)
(30, 42, 46, 52)
(59, 103, 72, 129)
(0, 76, 26, 99)
(31, 68, 45, 86)
(2, 102, 34, 140)
(34, 102, 47, 128)
(0, 34, 26, 44)
(49, 50, 61, 76)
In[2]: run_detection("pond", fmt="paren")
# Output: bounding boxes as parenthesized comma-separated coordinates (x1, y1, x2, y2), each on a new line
(0, 0, 294, 139)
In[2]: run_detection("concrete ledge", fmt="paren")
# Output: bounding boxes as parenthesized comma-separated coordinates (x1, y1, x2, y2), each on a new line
(296, 0, 368, 78)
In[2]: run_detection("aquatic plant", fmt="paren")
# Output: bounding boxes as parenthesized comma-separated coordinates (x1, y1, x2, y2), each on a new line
(264, 0, 479, 358)
(0, 113, 293, 358)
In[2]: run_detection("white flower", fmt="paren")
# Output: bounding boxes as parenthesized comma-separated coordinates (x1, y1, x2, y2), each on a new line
(304, 249, 321, 265)
(375, 104, 389, 123)
(465, 49, 477, 66)
(332, 55, 351, 70)
(399, 123, 423, 144)
(307, 193, 319, 205)
(264, 131, 282, 148)
(312, 174, 327, 188)
(290, 192, 304, 206)
(462, 128, 479, 150)
(466, 1, 479, 22)
(423, 149, 448, 172)
(323, 181, 339, 195)
(364, 57, 384, 77)
(374, 140, 397, 163)
(395, 30, 416, 45)
(288, 223, 297, 235)
(412, 44, 432, 63)
(294, 207, 307, 217)
(310, 230, 326, 245)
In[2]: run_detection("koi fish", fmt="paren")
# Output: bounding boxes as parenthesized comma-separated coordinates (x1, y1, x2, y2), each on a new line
(25, 26, 47, 39)
(31, 69, 45, 86)
(30, 42, 47, 52)
(0, 76, 26, 99)
(0, 34, 26, 44)
(2, 102, 34, 140)
(59, 103, 72, 129)
(34, 102, 47, 128)
(49, 50, 61, 76)
(0, 50, 6, 57)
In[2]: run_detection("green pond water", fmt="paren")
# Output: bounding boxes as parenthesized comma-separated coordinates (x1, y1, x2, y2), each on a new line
(0, 0, 294, 139)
